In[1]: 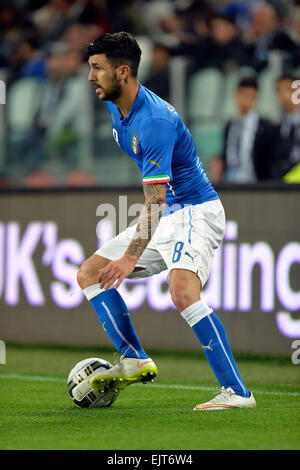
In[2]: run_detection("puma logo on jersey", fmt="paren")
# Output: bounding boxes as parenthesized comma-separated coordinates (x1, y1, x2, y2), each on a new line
(150, 158, 162, 169)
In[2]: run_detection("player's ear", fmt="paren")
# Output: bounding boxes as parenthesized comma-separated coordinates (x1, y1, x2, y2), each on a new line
(119, 64, 130, 84)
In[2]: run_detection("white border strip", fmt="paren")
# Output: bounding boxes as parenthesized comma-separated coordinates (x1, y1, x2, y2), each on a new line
(0, 373, 299, 396)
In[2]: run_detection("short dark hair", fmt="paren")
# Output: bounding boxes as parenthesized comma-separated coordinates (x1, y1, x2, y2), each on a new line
(85, 32, 141, 78)
(237, 76, 258, 90)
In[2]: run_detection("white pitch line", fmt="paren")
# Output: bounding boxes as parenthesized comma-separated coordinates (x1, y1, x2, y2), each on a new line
(137, 383, 300, 397)
(0, 373, 299, 397)
(0, 373, 63, 383)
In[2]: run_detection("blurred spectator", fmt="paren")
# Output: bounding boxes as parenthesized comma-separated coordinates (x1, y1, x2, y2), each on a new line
(8, 48, 93, 179)
(245, 2, 278, 50)
(139, 0, 176, 41)
(162, 1, 213, 43)
(205, 13, 253, 71)
(177, 13, 255, 72)
(167, 1, 216, 58)
(31, 0, 74, 42)
(62, 22, 103, 55)
(2, 0, 300, 188)
(143, 42, 171, 101)
(109, 0, 149, 36)
(73, 0, 112, 32)
(242, 2, 298, 69)
(36, 49, 85, 133)
(36, 49, 93, 167)
(211, 76, 276, 183)
(0, 2, 37, 67)
(267, 5, 300, 67)
(9, 33, 47, 81)
(30, 0, 109, 45)
(272, 74, 300, 182)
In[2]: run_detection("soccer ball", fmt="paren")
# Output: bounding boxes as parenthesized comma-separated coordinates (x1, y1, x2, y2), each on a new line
(67, 357, 120, 408)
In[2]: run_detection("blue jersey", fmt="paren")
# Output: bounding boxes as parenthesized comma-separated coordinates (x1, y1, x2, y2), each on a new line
(105, 84, 218, 214)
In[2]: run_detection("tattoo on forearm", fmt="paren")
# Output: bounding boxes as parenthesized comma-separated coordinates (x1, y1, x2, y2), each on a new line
(125, 183, 166, 259)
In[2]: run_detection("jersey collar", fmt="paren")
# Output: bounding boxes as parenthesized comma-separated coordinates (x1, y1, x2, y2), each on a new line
(119, 83, 145, 126)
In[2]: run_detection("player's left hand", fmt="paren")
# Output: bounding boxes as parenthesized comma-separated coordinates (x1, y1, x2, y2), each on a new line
(97, 254, 138, 290)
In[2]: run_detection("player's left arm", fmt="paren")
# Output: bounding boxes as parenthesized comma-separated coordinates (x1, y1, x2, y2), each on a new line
(97, 183, 166, 290)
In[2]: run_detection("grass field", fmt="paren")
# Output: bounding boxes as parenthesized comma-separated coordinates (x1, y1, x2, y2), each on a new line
(0, 344, 299, 451)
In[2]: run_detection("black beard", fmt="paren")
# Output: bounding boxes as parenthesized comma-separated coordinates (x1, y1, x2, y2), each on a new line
(101, 78, 122, 102)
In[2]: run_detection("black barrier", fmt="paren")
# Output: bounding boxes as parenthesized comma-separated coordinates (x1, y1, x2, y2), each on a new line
(0, 184, 299, 355)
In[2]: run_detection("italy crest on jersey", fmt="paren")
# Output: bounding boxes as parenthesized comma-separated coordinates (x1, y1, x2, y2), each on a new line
(131, 133, 138, 154)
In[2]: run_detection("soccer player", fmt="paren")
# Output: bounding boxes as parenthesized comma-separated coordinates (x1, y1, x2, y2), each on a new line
(77, 32, 256, 410)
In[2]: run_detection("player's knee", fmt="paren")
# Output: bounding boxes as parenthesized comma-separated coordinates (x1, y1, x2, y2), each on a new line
(170, 279, 193, 312)
(77, 260, 98, 290)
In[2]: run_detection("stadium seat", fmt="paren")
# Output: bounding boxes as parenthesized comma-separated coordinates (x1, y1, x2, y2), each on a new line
(95, 154, 140, 185)
(66, 170, 97, 187)
(257, 68, 281, 122)
(187, 68, 223, 121)
(25, 170, 56, 188)
(191, 123, 224, 161)
(95, 123, 125, 159)
(0, 175, 11, 188)
(7, 78, 43, 131)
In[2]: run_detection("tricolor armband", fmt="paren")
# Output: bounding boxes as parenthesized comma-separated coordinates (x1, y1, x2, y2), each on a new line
(142, 175, 171, 184)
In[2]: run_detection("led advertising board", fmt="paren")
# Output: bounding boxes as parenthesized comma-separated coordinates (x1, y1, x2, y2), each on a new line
(0, 188, 299, 355)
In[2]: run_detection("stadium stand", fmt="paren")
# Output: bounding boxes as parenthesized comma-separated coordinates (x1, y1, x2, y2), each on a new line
(1, 0, 300, 186)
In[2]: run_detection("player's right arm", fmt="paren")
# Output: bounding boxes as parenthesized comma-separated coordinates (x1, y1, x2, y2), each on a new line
(125, 182, 167, 261)
(97, 117, 175, 290)
(124, 117, 176, 261)
(97, 183, 166, 290)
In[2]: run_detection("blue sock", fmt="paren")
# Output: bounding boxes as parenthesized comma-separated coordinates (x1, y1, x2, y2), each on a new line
(88, 287, 148, 359)
(181, 301, 250, 397)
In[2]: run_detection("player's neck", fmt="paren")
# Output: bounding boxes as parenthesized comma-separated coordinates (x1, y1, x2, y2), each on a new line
(114, 80, 140, 118)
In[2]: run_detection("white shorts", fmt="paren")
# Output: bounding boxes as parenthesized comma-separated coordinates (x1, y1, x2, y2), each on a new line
(95, 199, 226, 287)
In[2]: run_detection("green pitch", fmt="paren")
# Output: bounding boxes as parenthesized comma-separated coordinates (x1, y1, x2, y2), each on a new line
(0, 344, 299, 450)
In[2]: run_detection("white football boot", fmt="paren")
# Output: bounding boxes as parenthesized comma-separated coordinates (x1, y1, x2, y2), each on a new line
(90, 356, 158, 392)
(193, 386, 256, 411)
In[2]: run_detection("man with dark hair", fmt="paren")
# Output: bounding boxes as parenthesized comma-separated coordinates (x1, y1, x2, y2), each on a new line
(84, 32, 141, 102)
(86, 31, 141, 76)
(273, 74, 300, 182)
(212, 76, 275, 183)
(77, 32, 256, 411)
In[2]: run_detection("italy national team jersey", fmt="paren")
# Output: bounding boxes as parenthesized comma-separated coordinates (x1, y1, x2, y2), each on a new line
(105, 84, 218, 214)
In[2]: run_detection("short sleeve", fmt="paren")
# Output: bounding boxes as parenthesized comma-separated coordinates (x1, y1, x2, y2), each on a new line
(141, 118, 176, 184)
